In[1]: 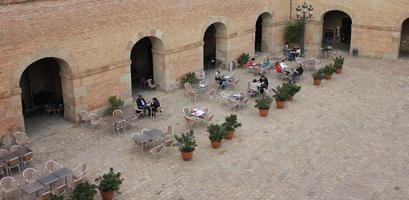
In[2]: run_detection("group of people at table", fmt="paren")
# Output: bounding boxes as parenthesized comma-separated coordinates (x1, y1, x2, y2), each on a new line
(135, 94, 161, 117)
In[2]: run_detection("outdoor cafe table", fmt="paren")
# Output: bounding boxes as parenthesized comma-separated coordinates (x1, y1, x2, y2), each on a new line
(144, 129, 164, 138)
(37, 174, 58, 190)
(53, 167, 73, 185)
(191, 108, 206, 118)
(232, 93, 245, 100)
(0, 148, 32, 162)
(21, 181, 44, 200)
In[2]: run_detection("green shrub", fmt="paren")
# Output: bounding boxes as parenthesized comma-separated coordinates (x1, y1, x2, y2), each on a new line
(285, 19, 305, 44)
(237, 53, 250, 65)
(73, 182, 97, 200)
(312, 71, 326, 80)
(50, 194, 63, 200)
(222, 114, 242, 133)
(322, 64, 336, 75)
(95, 168, 124, 193)
(283, 83, 301, 97)
(254, 95, 273, 110)
(107, 96, 124, 113)
(207, 124, 225, 142)
(173, 130, 197, 153)
(333, 56, 344, 69)
(272, 84, 291, 102)
(181, 72, 198, 84)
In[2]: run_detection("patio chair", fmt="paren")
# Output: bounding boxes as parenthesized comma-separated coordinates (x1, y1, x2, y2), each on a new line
(189, 91, 197, 103)
(228, 99, 240, 111)
(44, 105, 55, 118)
(9, 145, 23, 153)
(184, 116, 198, 127)
(239, 97, 250, 108)
(22, 151, 34, 169)
(36, 191, 51, 200)
(0, 161, 7, 178)
(183, 107, 192, 117)
(13, 131, 28, 146)
(146, 79, 157, 89)
(149, 144, 164, 159)
(184, 83, 192, 95)
(200, 107, 209, 115)
(112, 109, 123, 122)
(52, 183, 67, 196)
(0, 149, 8, 157)
(22, 168, 41, 184)
(161, 126, 173, 139)
(68, 177, 83, 190)
(208, 88, 217, 100)
(113, 119, 126, 135)
(89, 113, 102, 129)
(1, 177, 19, 200)
(78, 110, 90, 126)
(45, 160, 63, 174)
(72, 163, 88, 180)
(55, 104, 64, 116)
(231, 79, 240, 90)
(126, 115, 138, 129)
(163, 139, 174, 153)
(152, 107, 163, 119)
(203, 114, 215, 125)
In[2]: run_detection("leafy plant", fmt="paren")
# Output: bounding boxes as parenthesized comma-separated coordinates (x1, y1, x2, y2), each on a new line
(333, 56, 344, 69)
(50, 194, 63, 200)
(283, 83, 301, 97)
(237, 53, 250, 65)
(272, 84, 291, 102)
(322, 64, 336, 75)
(95, 168, 124, 193)
(222, 114, 242, 133)
(73, 182, 97, 200)
(107, 96, 124, 113)
(312, 71, 326, 80)
(285, 19, 305, 44)
(173, 130, 197, 153)
(254, 95, 273, 110)
(181, 72, 198, 84)
(207, 124, 225, 142)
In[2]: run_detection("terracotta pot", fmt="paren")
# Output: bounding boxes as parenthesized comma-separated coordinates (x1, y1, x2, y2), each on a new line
(313, 78, 322, 85)
(326, 74, 332, 80)
(241, 64, 248, 68)
(211, 141, 221, 148)
(335, 68, 342, 73)
(259, 109, 270, 117)
(181, 151, 193, 161)
(225, 131, 235, 139)
(288, 96, 294, 101)
(276, 101, 285, 109)
(100, 191, 115, 200)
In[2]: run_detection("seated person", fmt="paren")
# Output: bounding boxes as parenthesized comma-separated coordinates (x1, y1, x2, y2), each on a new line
(136, 94, 150, 116)
(248, 58, 255, 67)
(280, 61, 290, 74)
(215, 68, 226, 89)
(275, 62, 282, 73)
(249, 79, 261, 97)
(150, 97, 161, 117)
(295, 48, 301, 57)
(292, 64, 304, 79)
(258, 75, 269, 94)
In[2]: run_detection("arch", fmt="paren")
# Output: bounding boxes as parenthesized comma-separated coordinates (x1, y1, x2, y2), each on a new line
(321, 10, 353, 51)
(253, 8, 274, 26)
(254, 10, 274, 53)
(318, 8, 355, 24)
(11, 48, 78, 89)
(200, 16, 230, 41)
(399, 18, 409, 58)
(202, 19, 229, 70)
(125, 29, 170, 60)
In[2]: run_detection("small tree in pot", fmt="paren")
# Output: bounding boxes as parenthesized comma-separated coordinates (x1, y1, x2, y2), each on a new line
(254, 95, 273, 117)
(237, 53, 250, 68)
(173, 130, 197, 161)
(272, 84, 290, 109)
(95, 168, 124, 200)
(73, 182, 97, 200)
(333, 56, 344, 73)
(181, 72, 198, 85)
(222, 114, 242, 139)
(322, 64, 336, 80)
(207, 124, 225, 148)
(312, 71, 326, 86)
(283, 83, 301, 101)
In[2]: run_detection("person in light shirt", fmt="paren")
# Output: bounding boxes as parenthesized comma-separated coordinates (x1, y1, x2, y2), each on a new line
(279, 60, 289, 74)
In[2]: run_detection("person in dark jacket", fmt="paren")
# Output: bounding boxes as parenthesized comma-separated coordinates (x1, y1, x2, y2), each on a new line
(258, 75, 269, 94)
(151, 97, 160, 113)
(136, 94, 150, 116)
(292, 64, 304, 80)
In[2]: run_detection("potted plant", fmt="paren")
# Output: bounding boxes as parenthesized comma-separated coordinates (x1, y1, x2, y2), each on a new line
(254, 95, 273, 117)
(107, 96, 124, 113)
(272, 85, 290, 109)
(237, 53, 250, 68)
(283, 83, 301, 101)
(207, 124, 225, 148)
(222, 114, 242, 139)
(181, 72, 198, 85)
(322, 64, 336, 80)
(333, 56, 344, 73)
(173, 130, 197, 161)
(95, 168, 124, 200)
(73, 182, 97, 200)
(312, 71, 326, 85)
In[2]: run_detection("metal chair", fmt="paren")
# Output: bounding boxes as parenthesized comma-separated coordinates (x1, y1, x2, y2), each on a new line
(208, 88, 217, 100)
(0, 176, 19, 200)
(7, 157, 21, 176)
(78, 110, 90, 126)
(22, 151, 34, 169)
(183, 107, 192, 117)
(0, 161, 7, 178)
(125, 115, 138, 129)
(52, 183, 67, 196)
(228, 99, 240, 111)
(44, 160, 62, 173)
(112, 109, 123, 123)
(163, 139, 174, 153)
(72, 163, 88, 180)
(189, 91, 197, 103)
(22, 168, 40, 184)
(0, 149, 8, 157)
(149, 144, 164, 159)
(184, 116, 198, 127)
(9, 145, 23, 153)
(161, 126, 173, 139)
(36, 191, 50, 200)
(89, 113, 102, 129)
(203, 114, 215, 125)
(13, 131, 28, 146)
(146, 79, 157, 89)
(113, 120, 126, 135)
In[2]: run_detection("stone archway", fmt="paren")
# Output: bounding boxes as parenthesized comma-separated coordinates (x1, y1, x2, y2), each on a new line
(254, 12, 273, 53)
(399, 18, 409, 58)
(201, 17, 230, 70)
(321, 10, 353, 52)
(126, 30, 169, 92)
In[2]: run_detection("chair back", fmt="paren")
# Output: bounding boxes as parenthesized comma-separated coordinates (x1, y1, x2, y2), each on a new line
(164, 139, 173, 147)
(23, 151, 33, 162)
(183, 107, 191, 116)
(185, 116, 196, 124)
(189, 91, 197, 97)
(89, 113, 99, 121)
(8, 157, 19, 168)
(199, 80, 207, 86)
(38, 191, 51, 200)
(115, 120, 126, 129)
(9, 145, 23, 153)
(112, 109, 123, 119)
(228, 98, 238, 105)
(73, 163, 88, 179)
(0, 177, 17, 191)
(206, 114, 215, 122)
(78, 110, 89, 120)
(56, 184, 67, 195)
(0, 149, 8, 157)
(45, 160, 62, 173)
(184, 83, 192, 91)
(23, 168, 40, 183)
(166, 126, 173, 135)
(201, 107, 209, 114)
(150, 144, 164, 153)
(14, 131, 28, 146)
(72, 178, 83, 189)
(209, 89, 216, 96)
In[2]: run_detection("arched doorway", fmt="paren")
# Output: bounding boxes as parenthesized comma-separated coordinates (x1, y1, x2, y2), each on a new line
(203, 22, 228, 71)
(322, 11, 352, 51)
(130, 36, 165, 95)
(399, 18, 409, 58)
(255, 13, 273, 53)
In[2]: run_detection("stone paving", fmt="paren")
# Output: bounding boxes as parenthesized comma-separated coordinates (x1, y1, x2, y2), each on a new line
(15, 53, 409, 199)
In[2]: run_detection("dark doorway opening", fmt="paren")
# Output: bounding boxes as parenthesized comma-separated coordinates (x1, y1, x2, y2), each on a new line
(322, 11, 352, 51)
(130, 37, 154, 91)
(255, 16, 263, 52)
(203, 24, 216, 70)
(399, 18, 409, 58)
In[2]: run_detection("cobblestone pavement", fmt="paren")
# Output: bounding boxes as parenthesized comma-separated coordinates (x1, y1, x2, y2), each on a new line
(19, 54, 409, 199)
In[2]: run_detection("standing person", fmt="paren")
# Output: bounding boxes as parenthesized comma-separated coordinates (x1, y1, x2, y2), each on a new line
(136, 94, 150, 116)
(258, 75, 269, 94)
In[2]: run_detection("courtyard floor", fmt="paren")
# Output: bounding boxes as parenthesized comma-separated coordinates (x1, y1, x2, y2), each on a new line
(20, 53, 409, 199)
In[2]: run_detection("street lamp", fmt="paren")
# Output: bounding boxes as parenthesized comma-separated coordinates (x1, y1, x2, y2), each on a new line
(296, 2, 313, 57)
